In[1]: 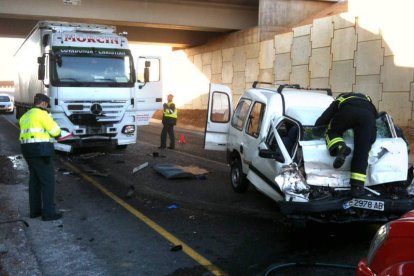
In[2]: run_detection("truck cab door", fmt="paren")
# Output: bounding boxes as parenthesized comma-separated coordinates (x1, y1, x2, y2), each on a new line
(134, 56, 163, 125)
(247, 116, 301, 202)
(204, 83, 232, 151)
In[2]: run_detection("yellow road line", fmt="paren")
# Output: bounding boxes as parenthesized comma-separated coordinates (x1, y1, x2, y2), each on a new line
(4, 115, 227, 275)
(62, 160, 227, 276)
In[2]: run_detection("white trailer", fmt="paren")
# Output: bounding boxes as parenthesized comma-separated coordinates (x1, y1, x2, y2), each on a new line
(14, 21, 162, 151)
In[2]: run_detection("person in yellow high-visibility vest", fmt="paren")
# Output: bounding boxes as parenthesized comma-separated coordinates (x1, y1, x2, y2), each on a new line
(19, 93, 63, 221)
(159, 94, 177, 149)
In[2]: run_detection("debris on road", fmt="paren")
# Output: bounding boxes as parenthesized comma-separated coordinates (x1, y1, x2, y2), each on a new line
(167, 204, 178, 209)
(153, 163, 208, 179)
(146, 152, 165, 158)
(85, 169, 109, 177)
(170, 244, 182, 252)
(57, 168, 71, 175)
(78, 152, 106, 160)
(125, 185, 136, 198)
(132, 162, 149, 173)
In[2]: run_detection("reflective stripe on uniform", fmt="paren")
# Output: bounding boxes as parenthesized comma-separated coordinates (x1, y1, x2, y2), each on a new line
(337, 95, 371, 108)
(20, 128, 47, 134)
(327, 137, 344, 150)
(351, 172, 366, 182)
(20, 138, 53, 144)
(49, 125, 60, 136)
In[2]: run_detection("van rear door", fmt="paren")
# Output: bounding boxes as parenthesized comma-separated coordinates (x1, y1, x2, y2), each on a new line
(204, 83, 232, 151)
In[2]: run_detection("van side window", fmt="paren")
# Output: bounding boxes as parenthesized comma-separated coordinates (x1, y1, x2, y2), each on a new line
(210, 91, 230, 123)
(231, 99, 251, 130)
(246, 102, 266, 138)
(277, 120, 299, 156)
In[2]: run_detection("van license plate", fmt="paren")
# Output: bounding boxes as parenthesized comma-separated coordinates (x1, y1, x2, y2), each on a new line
(349, 199, 384, 211)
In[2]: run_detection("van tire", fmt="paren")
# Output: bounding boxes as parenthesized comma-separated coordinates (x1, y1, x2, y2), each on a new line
(230, 158, 249, 193)
(116, 145, 127, 150)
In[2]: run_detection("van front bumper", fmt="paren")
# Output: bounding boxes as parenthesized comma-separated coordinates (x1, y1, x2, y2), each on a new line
(279, 197, 414, 223)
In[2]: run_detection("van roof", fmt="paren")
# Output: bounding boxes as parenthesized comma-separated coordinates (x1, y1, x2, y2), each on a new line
(245, 86, 334, 126)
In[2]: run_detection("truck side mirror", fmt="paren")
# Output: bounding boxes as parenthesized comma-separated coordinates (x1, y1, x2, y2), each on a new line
(259, 148, 285, 163)
(37, 56, 45, 80)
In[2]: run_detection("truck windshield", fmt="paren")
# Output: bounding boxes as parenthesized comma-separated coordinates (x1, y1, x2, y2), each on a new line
(51, 48, 135, 87)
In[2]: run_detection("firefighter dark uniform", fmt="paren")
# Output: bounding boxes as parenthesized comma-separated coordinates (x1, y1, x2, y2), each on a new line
(315, 92, 378, 197)
(159, 94, 177, 149)
(19, 94, 62, 221)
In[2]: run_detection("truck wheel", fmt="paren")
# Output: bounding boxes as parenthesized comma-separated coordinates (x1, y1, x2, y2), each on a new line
(230, 158, 249, 193)
(16, 106, 22, 119)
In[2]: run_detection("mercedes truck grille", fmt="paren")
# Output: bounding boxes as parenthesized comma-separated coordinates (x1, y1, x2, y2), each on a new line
(64, 100, 128, 125)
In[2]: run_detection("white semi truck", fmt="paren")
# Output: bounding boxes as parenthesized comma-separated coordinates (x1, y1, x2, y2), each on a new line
(14, 21, 162, 151)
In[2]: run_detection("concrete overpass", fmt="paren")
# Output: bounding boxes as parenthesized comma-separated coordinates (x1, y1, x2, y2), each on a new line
(0, 0, 340, 48)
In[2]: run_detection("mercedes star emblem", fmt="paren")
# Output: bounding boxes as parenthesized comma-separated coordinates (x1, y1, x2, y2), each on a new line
(90, 103, 103, 115)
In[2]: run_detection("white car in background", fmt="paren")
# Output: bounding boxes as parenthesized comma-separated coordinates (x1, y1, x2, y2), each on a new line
(0, 94, 14, 114)
(204, 82, 413, 224)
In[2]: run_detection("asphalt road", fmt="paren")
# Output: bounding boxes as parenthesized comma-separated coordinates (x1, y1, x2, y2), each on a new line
(0, 113, 381, 276)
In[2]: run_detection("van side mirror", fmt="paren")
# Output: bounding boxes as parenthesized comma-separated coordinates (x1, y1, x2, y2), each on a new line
(37, 56, 45, 80)
(259, 148, 285, 163)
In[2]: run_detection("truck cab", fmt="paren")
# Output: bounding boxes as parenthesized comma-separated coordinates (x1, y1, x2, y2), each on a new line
(14, 21, 163, 152)
(205, 82, 414, 223)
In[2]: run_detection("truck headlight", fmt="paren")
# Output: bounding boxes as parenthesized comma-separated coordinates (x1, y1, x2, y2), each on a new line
(122, 125, 135, 134)
(366, 223, 390, 266)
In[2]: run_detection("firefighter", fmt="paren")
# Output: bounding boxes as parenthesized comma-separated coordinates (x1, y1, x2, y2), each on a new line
(19, 93, 63, 221)
(159, 94, 177, 149)
(315, 92, 378, 197)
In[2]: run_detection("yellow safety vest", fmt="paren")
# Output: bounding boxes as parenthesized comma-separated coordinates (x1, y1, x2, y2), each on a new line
(163, 102, 177, 119)
(19, 108, 61, 144)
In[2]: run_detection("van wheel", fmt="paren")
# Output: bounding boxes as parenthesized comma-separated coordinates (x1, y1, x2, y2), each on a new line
(230, 158, 249, 193)
(116, 145, 127, 150)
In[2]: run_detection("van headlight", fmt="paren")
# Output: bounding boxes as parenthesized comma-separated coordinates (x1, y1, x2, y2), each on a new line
(122, 125, 135, 134)
(366, 223, 390, 266)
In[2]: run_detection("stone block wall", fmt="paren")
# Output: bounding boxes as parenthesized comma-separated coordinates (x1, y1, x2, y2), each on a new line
(177, 12, 414, 127)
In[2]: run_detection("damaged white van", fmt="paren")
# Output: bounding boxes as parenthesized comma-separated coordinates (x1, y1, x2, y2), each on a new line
(204, 82, 414, 223)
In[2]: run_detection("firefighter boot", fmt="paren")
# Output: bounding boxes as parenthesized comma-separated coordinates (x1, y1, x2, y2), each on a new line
(350, 183, 365, 197)
(333, 145, 351, 169)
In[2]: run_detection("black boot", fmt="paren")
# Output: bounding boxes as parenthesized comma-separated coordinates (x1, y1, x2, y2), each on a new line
(42, 212, 63, 221)
(333, 145, 351, 169)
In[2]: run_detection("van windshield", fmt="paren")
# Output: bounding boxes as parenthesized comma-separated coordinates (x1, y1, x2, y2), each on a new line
(50, 47, 135, 87)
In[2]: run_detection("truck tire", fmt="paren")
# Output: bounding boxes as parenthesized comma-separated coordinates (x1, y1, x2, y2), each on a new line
(230, 158, 249, 193)
(16, 106, 23, 119)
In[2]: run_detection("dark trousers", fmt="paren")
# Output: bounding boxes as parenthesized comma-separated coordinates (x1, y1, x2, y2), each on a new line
(160, 123, 175, 148)
(24, 156, 57, 217)
(326, 104, 377, 186)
